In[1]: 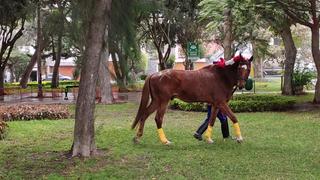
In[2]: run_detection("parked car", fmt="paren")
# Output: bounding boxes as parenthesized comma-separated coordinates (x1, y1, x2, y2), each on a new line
(43, 74, 72, 81)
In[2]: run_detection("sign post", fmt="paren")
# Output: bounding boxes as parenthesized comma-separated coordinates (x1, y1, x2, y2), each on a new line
(187, 42, 199, 61)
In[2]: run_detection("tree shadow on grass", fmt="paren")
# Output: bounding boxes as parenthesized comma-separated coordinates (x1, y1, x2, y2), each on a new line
(1, 147, 112, 179)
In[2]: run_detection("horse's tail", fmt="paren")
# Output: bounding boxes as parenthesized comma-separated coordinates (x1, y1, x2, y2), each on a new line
(131, 75, 151, 129)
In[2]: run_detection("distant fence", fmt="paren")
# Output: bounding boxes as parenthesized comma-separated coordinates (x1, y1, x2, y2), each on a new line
(0, 86, 124, 102)
(1, 86, 65, 99)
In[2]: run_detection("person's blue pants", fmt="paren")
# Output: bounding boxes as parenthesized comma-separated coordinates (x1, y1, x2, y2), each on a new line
(195, 105, 230, 138)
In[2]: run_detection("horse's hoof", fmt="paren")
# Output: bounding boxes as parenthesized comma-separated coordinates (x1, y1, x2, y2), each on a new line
(133, 137, 140, 144)
(236, 137, 244, 143)
(206, 139, 214, 144)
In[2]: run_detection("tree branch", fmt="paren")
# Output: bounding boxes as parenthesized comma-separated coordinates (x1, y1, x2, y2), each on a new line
(275, 0, 313, 27)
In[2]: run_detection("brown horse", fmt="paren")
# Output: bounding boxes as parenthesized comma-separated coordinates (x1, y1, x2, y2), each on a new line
(132, 55, 253, 145)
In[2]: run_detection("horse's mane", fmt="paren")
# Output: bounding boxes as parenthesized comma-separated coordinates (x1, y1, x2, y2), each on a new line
(200, 61, 240, 73)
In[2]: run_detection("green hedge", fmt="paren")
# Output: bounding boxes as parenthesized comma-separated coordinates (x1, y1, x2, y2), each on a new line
(4, 80, 79, 88)
(170, 94, 296, 112)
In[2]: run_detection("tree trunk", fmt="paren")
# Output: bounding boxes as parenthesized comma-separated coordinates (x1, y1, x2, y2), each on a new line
(110, 50, 127, 90)
(0, 68, 4, 97)
(71, 0, 110, 157)
(51, 34, 62, 88)
(52, 4, 65, 88)
(223, 8, 233, 60)
(280, 24, 296, 95)
(98, 45, 113, 104)
(252, 41, 263, 79)
(311, 26, 320, 103)
(36, 2, 43, 98)
(19, 38, 47, 88)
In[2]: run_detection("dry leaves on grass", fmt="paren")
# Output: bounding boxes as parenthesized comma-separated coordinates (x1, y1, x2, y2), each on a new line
(0, 104, 70, 121)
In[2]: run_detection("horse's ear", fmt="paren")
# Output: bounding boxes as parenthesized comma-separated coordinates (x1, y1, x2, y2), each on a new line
(248, 56, 253, 62)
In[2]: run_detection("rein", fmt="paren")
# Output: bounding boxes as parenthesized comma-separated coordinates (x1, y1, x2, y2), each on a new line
(232, 85, 238, 95)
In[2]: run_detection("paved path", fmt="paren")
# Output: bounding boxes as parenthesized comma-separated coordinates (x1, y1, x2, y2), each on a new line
(0, 92, 142, 105)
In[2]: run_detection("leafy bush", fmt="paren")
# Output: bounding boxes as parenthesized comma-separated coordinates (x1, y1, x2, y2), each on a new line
(0, 104, 70, 121)
(140, 74, 147, 80)
(0, 120, 8, 140)
(292, 68, 314, 87)
(170, 94, 296, 112)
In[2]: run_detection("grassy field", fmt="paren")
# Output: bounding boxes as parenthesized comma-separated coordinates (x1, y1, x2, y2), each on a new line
(254, 78, 282, 92)
(1, 103, 320, 179)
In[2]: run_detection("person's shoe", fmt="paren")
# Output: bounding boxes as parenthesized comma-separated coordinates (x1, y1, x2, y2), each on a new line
(193, 133, 203, 141)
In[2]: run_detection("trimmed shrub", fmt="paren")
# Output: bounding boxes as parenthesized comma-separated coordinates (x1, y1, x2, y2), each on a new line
(170, 94, 296, 112)
(140, 74, 147, 80)
(4, 80, 79, 88)
(0, 120, 8, 140)
(0, 104, 70, 121)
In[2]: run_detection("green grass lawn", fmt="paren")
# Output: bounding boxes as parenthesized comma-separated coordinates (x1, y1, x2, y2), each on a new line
(254, 78, 282, 92)
(1, 103, 320, 179)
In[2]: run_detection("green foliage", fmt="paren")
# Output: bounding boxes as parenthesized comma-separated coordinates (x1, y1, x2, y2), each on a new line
(166, 55, 175, 69)
(0, 0, 28, 25)
(7, 50, 29, 82)
(170, 94, 296, 112)
(140, 74, 147, 80)
(109, 0, 142, 86)
(132, 52, 147, 74)
(4, 80, 79, 88)
(199, 0, 257, 43)
(292, 68, 314, 87)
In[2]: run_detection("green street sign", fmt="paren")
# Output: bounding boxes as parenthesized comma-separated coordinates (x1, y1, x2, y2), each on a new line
(187, 42, 199, 61)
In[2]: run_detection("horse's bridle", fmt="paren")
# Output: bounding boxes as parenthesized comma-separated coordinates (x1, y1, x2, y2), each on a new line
(233, 61, 251, 94)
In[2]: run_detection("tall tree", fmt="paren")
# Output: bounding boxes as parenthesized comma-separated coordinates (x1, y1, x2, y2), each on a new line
(273, 0, 320, 103)
(36, 0, 43, 98)
(173, 0, 204, 70)
(48, 0, 69, 88)
(66, 0, 113, 103)
(71, 0, 111, 157)
(98, 27, 113, 104)
(138, 1, 175, 71)
(19, 36, 48, 88)
(7, 51, 29, 82)
(251, 1, 297, 94)
(199, 0, 254, 59)
(108, 0, 140, 90)
(0, 0, 27, 95)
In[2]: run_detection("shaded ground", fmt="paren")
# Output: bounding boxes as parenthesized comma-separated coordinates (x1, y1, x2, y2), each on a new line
(0, 91, 142, 105)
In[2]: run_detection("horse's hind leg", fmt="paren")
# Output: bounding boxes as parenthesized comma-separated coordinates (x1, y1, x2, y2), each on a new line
(134, 101, 158, 144)
(219, 102, 243, 143)
(155, 101, 171, 145)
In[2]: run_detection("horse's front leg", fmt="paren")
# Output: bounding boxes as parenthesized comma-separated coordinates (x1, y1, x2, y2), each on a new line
(204, 105, 218, 144)
(219, 102, 243, 143)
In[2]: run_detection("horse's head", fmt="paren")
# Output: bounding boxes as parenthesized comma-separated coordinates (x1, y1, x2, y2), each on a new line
(236, 55, 253, 89)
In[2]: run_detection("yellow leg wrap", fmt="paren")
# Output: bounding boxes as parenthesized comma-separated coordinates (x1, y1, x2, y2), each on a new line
(204, 125, 213, 140)
(233, 123, 241, 138)
(157, 128, 169, 144)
